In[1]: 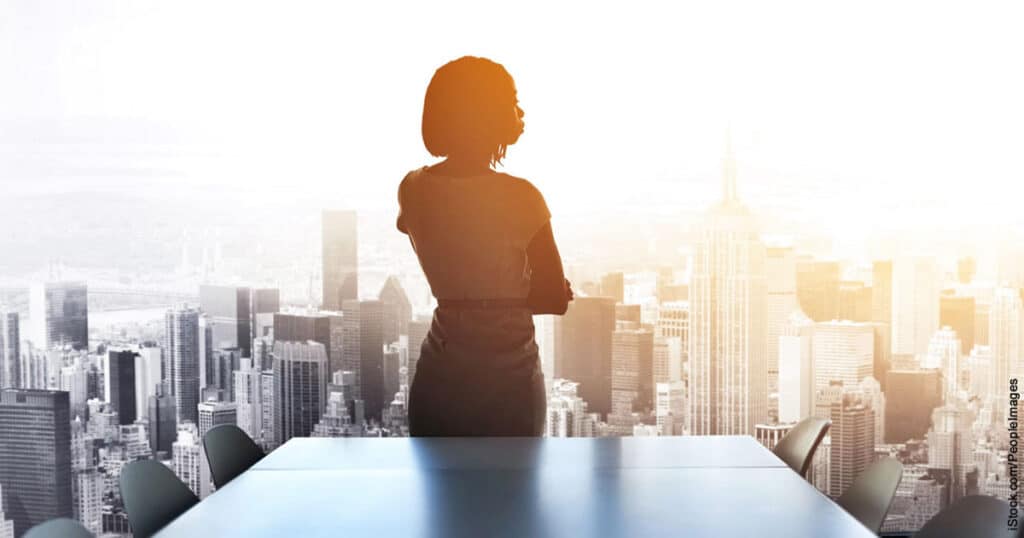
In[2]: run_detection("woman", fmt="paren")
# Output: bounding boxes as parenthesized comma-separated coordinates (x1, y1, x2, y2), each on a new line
(398, 56, 573, 437)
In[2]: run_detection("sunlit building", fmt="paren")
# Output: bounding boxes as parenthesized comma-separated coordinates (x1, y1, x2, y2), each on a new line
(891, 256, 940, 358)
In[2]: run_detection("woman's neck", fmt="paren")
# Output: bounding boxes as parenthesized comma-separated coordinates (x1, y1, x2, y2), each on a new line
(430, 156, 494, 177)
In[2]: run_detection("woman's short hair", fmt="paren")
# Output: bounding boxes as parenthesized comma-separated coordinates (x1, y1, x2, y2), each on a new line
(422, 56, 519, 166)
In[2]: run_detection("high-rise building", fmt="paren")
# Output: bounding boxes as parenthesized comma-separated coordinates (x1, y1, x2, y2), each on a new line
(260, 369, 275, 450)
(796, 259, 840, 322)
(59, 363, 87, 420)
(957, 257, 976, 284)
(72, 468, 103, 535)
(148, 391, 176, 456)
(940, 293, 975, 355)
(322, 209, 358, 310)
(609, 322, 653, 430)
(601, 272, 625, 303)
(273, 310, 340, 375)
(0, 389, 72, 536)
(652, 336, 683, 384)
(379, 276, 412, 345)
(172, 422, 211, 498)
(965, 346, 993, 402)
(655, 301, 688, 340)
(29, 281, 88, 351)
(989, 287, 1022, 410)
(342, 300, 385, 422)
(273, 341, 327, 445)
(233, 358, 263, 442)
(837, 281, 872, 322)
(755, 422, 794, 452)
(165, 307, 201, 424)
(134, 344, 161, 421)
(197, 399, 237, 438)
(871, 260, 893, 347)
(812, 321, 874, 394)
(928, 402, 976, 502)
(778, 310, 814, 424)
(655, 381, 686, 436)
(688, 140, 768, 436)
(250, 288, 280, 339)
(104, 349, 138, 425)
(554, 296, 616, 417)
(766, 245, 798, 403)
(923, 327, 960, 401)
(891, 256, 940, 357)
(0, 311, 18, 389)
(614, 303, 642, 324)
(199, 285, 252, 357)
(312, 371, 364, 438)
(816, 385, 874, 498)
(545, 379, 597, 437)
(382, 344, 402, 404)
(885, 369, 942, 443)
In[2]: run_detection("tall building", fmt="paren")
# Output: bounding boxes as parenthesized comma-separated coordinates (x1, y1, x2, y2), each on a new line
(923, 327, 960, 401)
(260, 369, 275, 450)
(965, 346, 993, 402)
(147, 391, 176, 456)
(199, 285, 252, 357)
(812, 321, 874, 394)
(609, 322, 654, 429)
(600, 272, 625, 303)
(989, 288, 1022, 409)
(939, 293, 975, 355)
(104, 349, 138, 425)
(165, 307, 201, 424)
(817, 385, 874, 498)
(274, 310, 341, 375)
(0, 389, 72, 536)
(655, 381, 686, 436)
(0, 484, 14, 538)
(134, 344, 162, 421)
(250, 288, 280, 339)
(652, 336, 683, 384)
(59, 363, 87, 420)
(688, 139, 768, 435)
(382, 344, 402, 404)
(312, 371, 364, 438)
(755, 422, 794, 451)
(545, 379, 597, 438)
(172, 422, 210, 498)
(837, 281, 872, 322)
(322, 209, 358, 310)
(379, 276, 412, 345)
(72, 468, 103, 536)
(273, 341, 327, 445)
(871, 260, 893, 348)
(342, 300, 385, 422)
(197, 400, 238, 437)
(885, 369, 942, 443)
(0, 311, 18, 389)
(928, 403, 976, 502)
(796, 259, 840, 322)
(891, 256, 940, 357)
(766, 245, 798, 401)
(28, 281, 88, 351)
(778, 310, 814, 424)
(233, 358, 263, 442)
(554, 296, 617, 417)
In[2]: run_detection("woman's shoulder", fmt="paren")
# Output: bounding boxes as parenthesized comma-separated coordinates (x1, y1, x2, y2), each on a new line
(494, 171, 545, 201)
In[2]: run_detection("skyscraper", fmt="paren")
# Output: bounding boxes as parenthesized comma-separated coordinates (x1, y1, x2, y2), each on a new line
(322, 209, 358, 310)
(885, 369, 942, 443)
(688, 139, 768, 435)
(273, 311, 335, 373)
(0, 389, 72, 536)
(379, 276, 412, 345)
(939, 293, 975, 355)
(273, 341, 327, 445)
(197, 399, 238, 437)
(312, 371, 364, 438)
(250, 287, 280, 339)
(655, 380, 686, 436)
(766, 245, 798, 399)
(816, 385, 875, 498)
(545, 379, 597, 438)
(165, 307, 201, 424)
(0, 311, 18, 390)
(778, 310, 814, 424)
(72, 468, 103, 535)
(871, 259, 893, 360)
(554, 296, 616, 417)
(28, 281, 88, 350)
(891, 256, 940, 357)
(837, 280, 872, 322)
(104, 349, 138, 425)
(923, 327, 960, 401)
(172, 422, 209, 498)
(148, 391, 176, 456)
(796, 259, 840, 322)
(233, 358, 263, 442)
(135, 344, 162, 421)
(989, 287, 1022, 408)
(609, 322, 654, 430)
(812, 321, 874, 394)
(928, 402, 976, 502)
(199, 285, 252, 357)
(600, 272, 625, 303)
(0, 484, 14, 538)
(342, 300, 385, 422)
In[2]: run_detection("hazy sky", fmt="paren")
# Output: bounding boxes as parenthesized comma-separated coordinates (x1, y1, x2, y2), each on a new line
(2, 0, 1023, 239)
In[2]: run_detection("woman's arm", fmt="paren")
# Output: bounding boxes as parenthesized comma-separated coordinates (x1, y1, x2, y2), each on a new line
(526, 221, 572, 315)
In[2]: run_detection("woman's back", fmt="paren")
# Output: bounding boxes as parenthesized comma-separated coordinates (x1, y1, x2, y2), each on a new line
(398, 166, 550, 301)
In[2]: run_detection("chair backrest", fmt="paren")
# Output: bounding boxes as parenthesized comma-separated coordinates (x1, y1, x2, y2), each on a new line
(835, 458, 903, 533)
(120, 459, 200, 538)
(916, 495, 1018, 538)
(772, 417, 830, 477)
(24, 518, 93, 538)
(203, 424, 265, 489)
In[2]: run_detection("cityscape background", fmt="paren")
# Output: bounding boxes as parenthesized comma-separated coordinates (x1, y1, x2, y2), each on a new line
(2, 1, 1024, 537)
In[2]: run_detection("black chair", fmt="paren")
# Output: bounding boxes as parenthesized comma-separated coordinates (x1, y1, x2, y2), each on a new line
(835, 458, 903, 533)
(120, 459, 200, 538)
(203, 424, 265, 489)
(915, 495, 1017, 538)
(772, 417, 830, 477)
(24, 518, 93, 538)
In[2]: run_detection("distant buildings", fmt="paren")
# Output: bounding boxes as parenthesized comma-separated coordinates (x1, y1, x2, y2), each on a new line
(199, 285, 252, 357)
(796, 259, 840, 322)
(609, 322, 653, 432)
(939, 293, 975, 355)
(379, 276, 412, 346)
(778, 311, 814, 424)
(555, 296, 616, 417)
(148, 392, 176, 456)
(104, 349, 139, 425)
(767, 246, 798, 402)
(0, 312, 18, 389)
(172, 422, 210, 498)
(812, 321, 874, 394)
(322, 210, 358, 310)
(273, 341, 327, 445)
(891, 257, 940, 357)
(755, 422, 793, 452)
(197, 400, 237, 438)
(546, 379, 597, 437)
(655, 381, 686, 436)
(885, 369, 942, 443)
(688, 140, 767, 435)
(0, 389, 72, 536)
(989, 288, 1022, 411)
(313, 371, 364, 438)
(165, 307, 201, 424)
(342, 300, 384, 422)
(816, 385, 874, 498)
(29, 281, 89, 351)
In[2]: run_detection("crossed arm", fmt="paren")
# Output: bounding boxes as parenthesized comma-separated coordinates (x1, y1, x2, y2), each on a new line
(526, 221, 573, 315)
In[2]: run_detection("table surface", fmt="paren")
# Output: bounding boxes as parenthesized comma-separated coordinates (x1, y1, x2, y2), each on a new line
(156, 436, 875, 538)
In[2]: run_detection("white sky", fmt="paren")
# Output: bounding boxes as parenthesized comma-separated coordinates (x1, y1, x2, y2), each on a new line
(2, 0, 1023, 238)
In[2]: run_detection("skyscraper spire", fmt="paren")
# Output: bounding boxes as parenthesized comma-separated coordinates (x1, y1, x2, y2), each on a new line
(722, 128, 738, 203)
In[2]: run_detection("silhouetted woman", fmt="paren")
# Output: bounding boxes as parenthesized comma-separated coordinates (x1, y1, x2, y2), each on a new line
(398, 56, 573, 437)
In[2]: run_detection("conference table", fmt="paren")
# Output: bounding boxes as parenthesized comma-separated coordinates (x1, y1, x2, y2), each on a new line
(155, 436, 875, 537)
